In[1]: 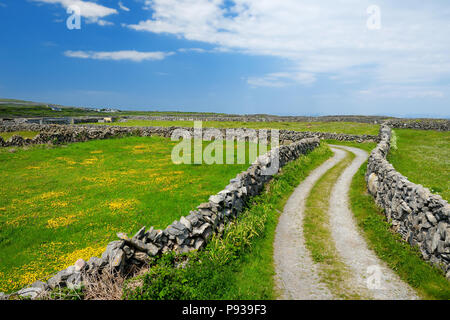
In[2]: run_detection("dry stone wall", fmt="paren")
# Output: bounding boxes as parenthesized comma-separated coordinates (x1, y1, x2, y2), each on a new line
(2, 116, 448, 131)
(384, 119, 449, 131)
(366, 125, 450, 279)
(121, 115, 449, 131)
(0, 135, 320, 300)
(3, 121, 448, 299)
(119, 114, 390, 124)
(0, 123, 378, 148)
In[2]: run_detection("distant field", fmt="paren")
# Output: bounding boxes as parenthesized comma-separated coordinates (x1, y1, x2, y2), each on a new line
(91, 120, 380, 136)
(388, 129, 449, 201)
(0, 136, 261, 293)
(0, 104, 101, 117)
(0, 103, 227, 118)
(0, 131, 38, 140)
(0, 99, 31, 103)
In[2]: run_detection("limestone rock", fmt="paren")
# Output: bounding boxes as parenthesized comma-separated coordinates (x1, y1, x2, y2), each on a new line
(74, 259, 87, 272)
(31, 280, 48, 291)
(180, 216, 192, 231)
(17, 287, 43, 300)
(47, 266, 76, 289)
(132, 226, 147, 241)
(192, 223, 211, 237)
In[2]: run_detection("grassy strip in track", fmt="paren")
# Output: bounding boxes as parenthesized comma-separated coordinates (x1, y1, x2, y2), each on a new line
(123, 144, 333, 300)
(350, 162, 450, 300)
(91, 120, 380, 136)
(303, 149, 363, 299)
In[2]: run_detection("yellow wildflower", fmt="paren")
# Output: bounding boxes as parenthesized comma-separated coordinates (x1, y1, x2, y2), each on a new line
(46, 215, 77, 229)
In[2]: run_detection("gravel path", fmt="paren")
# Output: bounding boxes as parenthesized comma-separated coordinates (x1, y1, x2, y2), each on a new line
(328, 145, 419, 300)
(274, 145, 418, 300)
(274, 148, 346, 300)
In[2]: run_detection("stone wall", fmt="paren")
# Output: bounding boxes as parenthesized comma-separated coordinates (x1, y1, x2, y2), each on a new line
(384, 119, 449, 131)
(1, 137, 320, 300)
(2, 115, 448, 131)
(366, 125, 450, 279)
(121, 115, 449, 131)
(120, 114, 390, 124)
(0, 117, 115, 125)
(0, 123, 378, 148)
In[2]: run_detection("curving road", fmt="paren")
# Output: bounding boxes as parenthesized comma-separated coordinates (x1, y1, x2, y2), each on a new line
(274, 145, 419, 300)
(273, 148, 346, 300)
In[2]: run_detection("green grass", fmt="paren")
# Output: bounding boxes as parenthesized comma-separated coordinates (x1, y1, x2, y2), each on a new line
(222, 143, 333, 299)
(90, 120, 380, 136)
(0, 131, 39, 140)
(350, 162, 450, 300)
(0, 136, 263, 293)
(303, 149, 363, 299)
(388, 129, 449, 201)
(123, 144, 333, 300)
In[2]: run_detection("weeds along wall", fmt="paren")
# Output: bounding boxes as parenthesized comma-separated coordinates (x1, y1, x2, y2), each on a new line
(366, 125, 450, 279)
(1, 137, 320, 299)
(0, 123, 378, 148)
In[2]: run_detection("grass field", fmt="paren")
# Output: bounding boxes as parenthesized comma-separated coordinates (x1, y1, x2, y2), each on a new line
(90, 120, 380, 136)
(0, 136, 263, 293)
(388, 129, 449, 201)
(0, 100, 227, 118)
(124, 144, 333, 300)
(329, 128, 449, 202)
(0, 104, 104, 118)
(0, 131, 38, 140)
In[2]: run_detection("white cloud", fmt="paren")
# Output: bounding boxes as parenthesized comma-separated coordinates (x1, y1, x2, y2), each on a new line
(118, 1, 130, 12)
(247, 72, 316, 88)
(65, 50, 91, 59)
(96, 19, 114, 26)
(125, 0, 450, 93)
(32, 0, 117, 24)
(357, 85, 446, 99)
(142, 0, 152, 10)
(178, 48, 207, 53)
(177, 47, 233, 54)
(64, 50, 174, 62)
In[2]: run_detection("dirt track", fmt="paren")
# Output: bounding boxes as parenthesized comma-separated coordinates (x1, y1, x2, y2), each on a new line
(274, 145, 418, 300)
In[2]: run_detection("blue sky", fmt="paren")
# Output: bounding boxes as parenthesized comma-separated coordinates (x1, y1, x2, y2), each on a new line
(0, 0, 449, 117)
